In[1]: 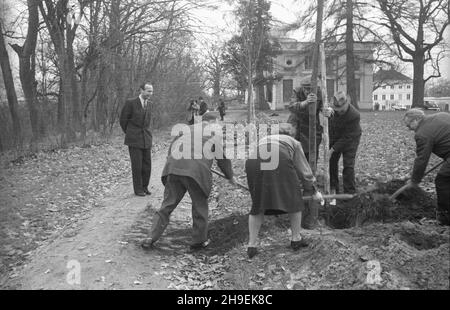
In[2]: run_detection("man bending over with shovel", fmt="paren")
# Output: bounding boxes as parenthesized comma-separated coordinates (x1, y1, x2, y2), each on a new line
(403, 108, 450, 226)
(141, 114, 236, 251)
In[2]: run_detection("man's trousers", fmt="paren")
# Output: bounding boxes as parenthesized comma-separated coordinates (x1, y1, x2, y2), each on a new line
(150, 174, 209, 244)
(435, 160, 450, 225)
(329, 141, 359, 194)
(128, 147, 152, 194)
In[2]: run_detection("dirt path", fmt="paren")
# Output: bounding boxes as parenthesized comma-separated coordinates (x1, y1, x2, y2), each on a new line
(7, 148, 182, 290)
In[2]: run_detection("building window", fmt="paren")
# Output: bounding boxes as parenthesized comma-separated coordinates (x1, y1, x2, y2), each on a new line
(382, 94, 386, 100)
(374, 94, 378, 100)
(382, 86, 386, 89)
(399, 94, 402, 100)
(390, 94, 394, 100)
(407, 94, 411, 100)
(390, 85, 394, 89)
(407, 85, 411, 89)
(399, 85, 403, 89)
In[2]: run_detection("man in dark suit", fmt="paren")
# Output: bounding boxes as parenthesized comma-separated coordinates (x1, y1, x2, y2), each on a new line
(141, 114, 236, 251)
(120, 82, 154, 196)
(323, 91, 362, 195)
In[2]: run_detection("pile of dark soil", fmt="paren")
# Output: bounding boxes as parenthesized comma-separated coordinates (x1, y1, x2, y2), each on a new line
(325, 179, 436, 229)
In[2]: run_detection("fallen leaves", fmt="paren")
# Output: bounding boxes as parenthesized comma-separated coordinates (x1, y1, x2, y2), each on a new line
(0, 130, 174, 284)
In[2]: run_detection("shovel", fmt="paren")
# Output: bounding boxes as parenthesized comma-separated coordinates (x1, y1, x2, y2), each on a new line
(211, 168, 355, 202)
(389, 160, 444, 201)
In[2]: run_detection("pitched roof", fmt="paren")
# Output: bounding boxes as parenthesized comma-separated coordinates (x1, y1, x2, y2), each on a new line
(374, 69, 412, 82)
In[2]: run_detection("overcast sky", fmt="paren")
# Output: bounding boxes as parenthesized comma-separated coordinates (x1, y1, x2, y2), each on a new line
(194, 0, 449, 79)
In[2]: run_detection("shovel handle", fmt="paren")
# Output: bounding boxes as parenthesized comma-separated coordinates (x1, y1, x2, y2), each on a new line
(391, 160, 445, 201)
(302, 194, 355, 201)
(211, 168, 249, 191)
(212, 168, 355, 201)
(389, 184, 410, 201)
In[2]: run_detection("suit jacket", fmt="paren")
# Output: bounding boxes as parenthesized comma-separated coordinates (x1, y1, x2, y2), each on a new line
(120, 97, 153, 149)
(162, 123, 233, 197)
(328, 103, 362, 152)
(412, 112, 450, 183)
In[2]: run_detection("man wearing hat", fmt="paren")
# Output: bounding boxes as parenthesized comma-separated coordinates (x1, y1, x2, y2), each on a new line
(287, 77, 323, 162)
(141, 113, 236, 251)
(402, 108, 450, 226)
(323, 91, 362, 195)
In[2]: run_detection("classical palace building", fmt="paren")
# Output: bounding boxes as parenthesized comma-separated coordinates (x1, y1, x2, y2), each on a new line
(266, 34, 376, 110)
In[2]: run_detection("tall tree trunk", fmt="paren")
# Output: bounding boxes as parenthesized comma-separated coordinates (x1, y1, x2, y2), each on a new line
(96, 63, 108, 132)
(247, 57, 255, 123)
(67, 35, 80, 132)
(18, 51, 40, 141)
(11, 0, 40, 142)
(58, 49, 72, 144)
(412, 19, 425, 108)
(303, 0, 323, 230)
(213, 69, 221, 103)
(309, 0, 324, 174)
(0, 20, 22, 145)
(412, 52, 425, 108)
(57, 76, 64, 127)
(110, 0, 124, 133)
(345, 0, 358, 109)
(256, 70, 269, 110)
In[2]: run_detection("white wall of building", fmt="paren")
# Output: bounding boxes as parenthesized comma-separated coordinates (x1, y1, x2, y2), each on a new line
(372, 81, 413, 110)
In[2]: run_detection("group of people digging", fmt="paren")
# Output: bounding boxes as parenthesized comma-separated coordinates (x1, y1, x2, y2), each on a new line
(120, 81, 450, 259)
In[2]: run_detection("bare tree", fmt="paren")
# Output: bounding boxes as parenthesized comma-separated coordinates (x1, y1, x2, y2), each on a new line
(39, 0, 87, 143)
(0, 19, 22, 145)
(203, 41, 225, 106)
(345, 0, 358, 109)
(375, 0, 450, 107)
(10, 0, 40, 142)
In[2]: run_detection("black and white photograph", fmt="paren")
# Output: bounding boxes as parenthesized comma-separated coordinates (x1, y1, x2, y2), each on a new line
(0, 0, 449, 293)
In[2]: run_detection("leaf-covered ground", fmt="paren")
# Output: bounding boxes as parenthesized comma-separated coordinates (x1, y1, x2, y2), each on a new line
(0, 130, 172, 286)
(123, 110, 448, 290)
(0, 110, 448, 290)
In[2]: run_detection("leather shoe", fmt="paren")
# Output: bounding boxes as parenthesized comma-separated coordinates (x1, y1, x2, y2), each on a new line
(247, 247, 258, 259)
(141, 238, 154, 250)
(291, 239, 309, 251)
(135, 192, 146, 196)
(143, 189, 151, 195)
(190, 239, 210, 251)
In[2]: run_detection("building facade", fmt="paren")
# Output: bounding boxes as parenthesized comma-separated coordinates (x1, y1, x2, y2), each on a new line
(372, 69, 413, 110)
(266, 36, 376, 110)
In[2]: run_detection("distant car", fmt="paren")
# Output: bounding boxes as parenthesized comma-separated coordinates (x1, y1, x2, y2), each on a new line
(392, 105, 407, 111)
(424, 101, 440, 111)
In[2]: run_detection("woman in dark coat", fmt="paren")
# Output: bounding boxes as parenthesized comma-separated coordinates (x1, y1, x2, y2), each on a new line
(218, 99, 226, 121)
(245, 124, 323, 258)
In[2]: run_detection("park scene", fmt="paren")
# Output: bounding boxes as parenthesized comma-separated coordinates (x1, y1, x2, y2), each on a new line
(0, 0, 449, 291)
